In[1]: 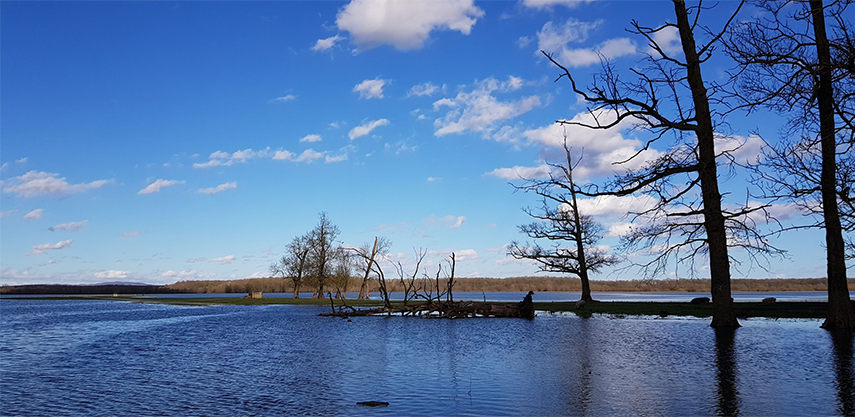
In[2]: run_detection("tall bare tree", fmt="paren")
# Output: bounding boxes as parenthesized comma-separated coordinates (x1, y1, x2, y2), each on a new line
(726, 0, 855, 331)
(508, 140, 618, 302)
(543, 0, 779, 327)
(275, 233, 312, 298)
(307, 212, 340, 299)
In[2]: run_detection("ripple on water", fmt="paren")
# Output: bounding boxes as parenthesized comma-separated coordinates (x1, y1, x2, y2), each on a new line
(1, 301, 851, 416)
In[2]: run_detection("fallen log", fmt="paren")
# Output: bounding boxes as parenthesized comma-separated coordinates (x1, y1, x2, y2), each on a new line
(320, 291, 535, 319)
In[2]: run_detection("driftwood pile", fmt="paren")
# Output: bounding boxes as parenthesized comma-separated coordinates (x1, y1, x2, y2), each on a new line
(320, 291, 536, 319)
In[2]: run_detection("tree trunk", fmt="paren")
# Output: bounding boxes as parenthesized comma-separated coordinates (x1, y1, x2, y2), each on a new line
(567, 146, 593, 302)
(810, 0, 855, 332)
(358, 237, 378, 300)
(674, 0, 739, 328)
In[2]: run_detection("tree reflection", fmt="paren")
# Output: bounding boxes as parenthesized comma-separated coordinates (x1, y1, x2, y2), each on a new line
(714, 328, 741, 416)
(830, 330, 855, 416)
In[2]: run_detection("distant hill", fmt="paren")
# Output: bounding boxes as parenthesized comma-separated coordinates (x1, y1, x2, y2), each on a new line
(0, 284, 184, 295)
(92, 281, 152, 286)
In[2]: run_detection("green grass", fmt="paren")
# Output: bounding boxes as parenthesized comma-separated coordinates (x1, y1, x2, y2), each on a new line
(1, 295, 829, 319)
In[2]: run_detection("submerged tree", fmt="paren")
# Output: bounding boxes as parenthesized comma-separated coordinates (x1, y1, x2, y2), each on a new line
(352, 236, 391, 300)
(726, 0, 855, 331)
(508, 140, 618, 302)
(543, 0, 780, 327)
(273, 233, 312, 298)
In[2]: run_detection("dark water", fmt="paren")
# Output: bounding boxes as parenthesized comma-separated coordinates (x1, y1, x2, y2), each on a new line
(1, 300, 853, 416)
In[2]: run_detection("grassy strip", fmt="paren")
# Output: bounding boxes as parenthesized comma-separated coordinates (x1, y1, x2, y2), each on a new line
(2, 296, 829, 319)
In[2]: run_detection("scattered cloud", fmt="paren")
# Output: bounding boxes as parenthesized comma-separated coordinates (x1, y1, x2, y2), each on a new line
(94, 270, 129, 279)
(23, 208, 43, 220)
(300, 134, 323, 143)
(312, 34, 345, 51)
(433, 77, 540, 137)
(407, 82, 443, 97)
(353, 78, 388, 99)
(198, 182, 237, 195)
(486, 164, 552, 180)
(537, 18, 637, 68)
(2, 171, 111, 198)
(193, 147, 271, 169)
(293, 149, 326, 163)
(186, 257, 207, 263)
(48, 220, 89, 232)
(517, 36, 533, 48)
(349, 118, 390, 139)
(138, 179, 185, 195)
(648, 26, 682, 57)
(522, 0, 594, 9)
(122, 231, 140, 237)
(427, 176, 441, 182)
(16, 157, 28, 164)
(424, 214, 466, 229)
(325, 154, 348, 163)
(29, 239, 73, 256)
(1, 210, 20, 219)
(271, 94, 297, 103)
(272, 150, 295, 160)
(210, 255, 236, 264)
(161, 270, 216, 280)
(336, 0, 484, 51)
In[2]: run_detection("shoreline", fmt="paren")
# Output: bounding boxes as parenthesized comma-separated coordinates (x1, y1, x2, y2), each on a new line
(1, 295, 834, 320)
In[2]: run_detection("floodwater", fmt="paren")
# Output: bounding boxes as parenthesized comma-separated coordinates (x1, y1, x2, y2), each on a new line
(1, 299, 853, 416)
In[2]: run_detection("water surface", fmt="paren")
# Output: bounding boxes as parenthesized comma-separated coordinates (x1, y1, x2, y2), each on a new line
(1, 299, 852, 416)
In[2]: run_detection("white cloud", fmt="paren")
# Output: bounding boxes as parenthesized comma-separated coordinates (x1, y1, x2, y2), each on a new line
(336, 0, 484, 51)
(29, 239, 73, 256)
(211, 255, 236, 264)
(161, 270, 216, 280)
(433, 77, 541, 137)
(521, 110, 661, 179)
(198, 182, 237, 195)
(48, 220, 89, 232)
(312, 34, 344, 51)
(24, 208, 43, 220)
(424, 214, 466, 229)
(300, 134, 323, 143)
(606, 222, 635, 237)
(353, 78, 388, 99)
(649, 26, 682, 57)
(271, 94, 297, 102)
(325, 154, 348, 163)
(138, 179, 185, 195)
(15, 157, 28, 164)
(576, 195, 659, 218)
(293, 149, 326, 163)
(349, 118, 390, 139)
(1, 210, 20, 219)
(522, 0, 594, 9)
(272, 150, 295, 160)
(427, 176, 441, 182)
(122, 231, 140, 237)
(715, 134, 765, 165)
(2, 171, 111, 198)
(194, 147, 272, 168)
(0, 163, 8, 172)
(486, 164, 552, 180)
(94, 270, 129, 279)
(517, 36, 533, 48)
(407, 82, 442, 97)
(537, 19, 637, 68)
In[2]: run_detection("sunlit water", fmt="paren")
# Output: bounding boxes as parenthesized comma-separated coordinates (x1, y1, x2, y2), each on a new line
(1, 299, 853, 416)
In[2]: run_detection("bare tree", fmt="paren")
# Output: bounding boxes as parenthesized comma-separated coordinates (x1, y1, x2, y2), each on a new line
(276, 234, 312, 298)
(307, 212, 341, 299)
(352, 236, 391, 299)
(542, 0, 780, 327)
(394, 248, 427, 307)
(329, 246, 354, 299)
(508, 140, 618, 302)
(726, 0, 855, 331)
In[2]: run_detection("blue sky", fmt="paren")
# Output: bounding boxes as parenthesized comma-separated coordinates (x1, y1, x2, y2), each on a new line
(0, 0, 842, 285)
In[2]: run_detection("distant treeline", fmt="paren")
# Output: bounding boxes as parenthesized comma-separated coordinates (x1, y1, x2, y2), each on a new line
(162, 276, 853, 294)
(0, 284, 183, 295)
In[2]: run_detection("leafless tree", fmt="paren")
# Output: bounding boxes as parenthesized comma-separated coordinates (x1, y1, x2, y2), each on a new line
(508, 139, 618, 302)
(329, 247, 354, 299)
(307, 212, 341, 299)
(542, 0, 782, 327)
(352, 236, 391, 299)
(726, 0, 855, 331)
(394, 248, 427, 307)
(274, 233, 312, 298)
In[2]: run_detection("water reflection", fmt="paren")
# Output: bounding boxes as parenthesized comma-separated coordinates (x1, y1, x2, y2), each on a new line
(830, 330, 855, 416)
(714, 328, 741, 416)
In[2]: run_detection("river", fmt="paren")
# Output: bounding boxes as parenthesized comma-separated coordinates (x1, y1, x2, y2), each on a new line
(1, 299, 853, 416)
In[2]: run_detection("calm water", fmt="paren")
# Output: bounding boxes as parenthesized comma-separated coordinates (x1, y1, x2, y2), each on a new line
(1, 299, 853, 416)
